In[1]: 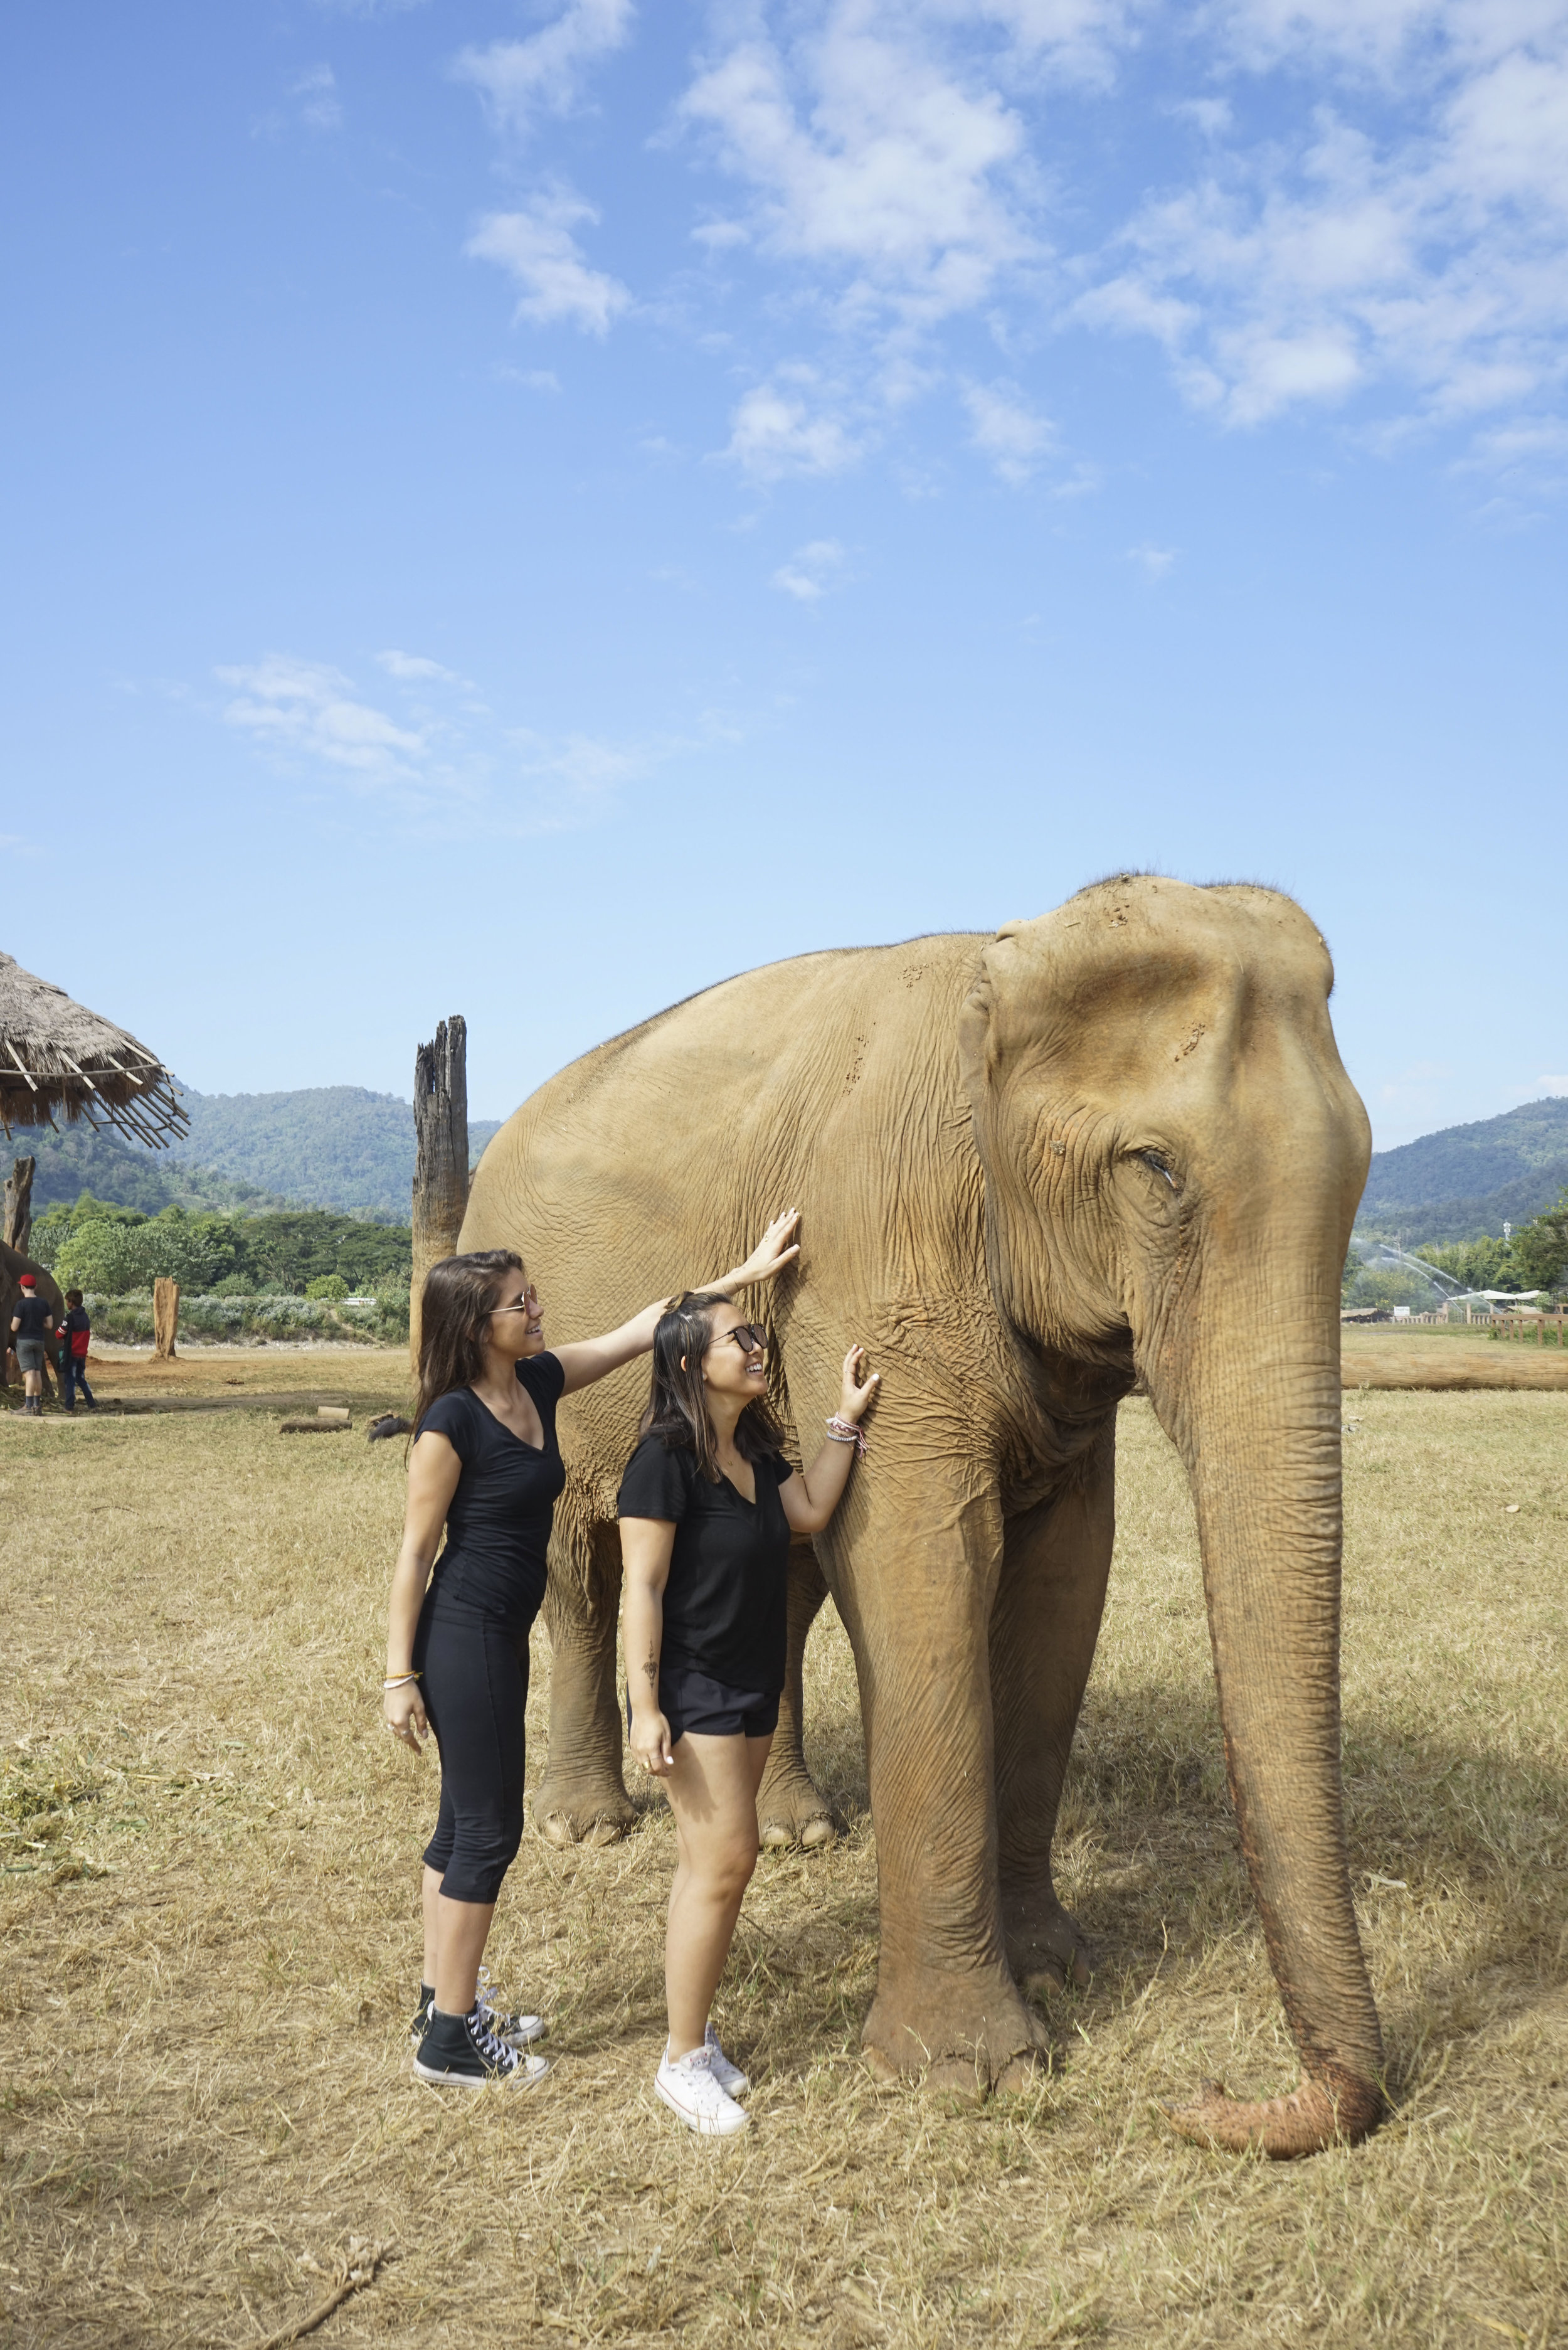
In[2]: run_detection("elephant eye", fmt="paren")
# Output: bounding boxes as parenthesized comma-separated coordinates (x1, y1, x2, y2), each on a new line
(1139, 1151, 1179, 1191)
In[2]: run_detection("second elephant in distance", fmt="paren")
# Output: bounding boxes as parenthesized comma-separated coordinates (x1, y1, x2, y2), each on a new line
(458, 875, 1383, 2159)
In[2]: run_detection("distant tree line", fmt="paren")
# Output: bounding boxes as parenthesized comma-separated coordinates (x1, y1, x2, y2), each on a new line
(31, 1194, 413, 1302)
(1344, 1187, 1568, 1307)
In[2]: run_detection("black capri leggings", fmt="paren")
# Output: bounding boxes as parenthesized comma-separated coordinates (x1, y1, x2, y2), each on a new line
(413, 1599, 531, 1906)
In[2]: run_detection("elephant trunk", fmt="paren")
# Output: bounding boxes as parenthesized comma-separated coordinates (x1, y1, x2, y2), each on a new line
(1143, 1275, 1384, 2158)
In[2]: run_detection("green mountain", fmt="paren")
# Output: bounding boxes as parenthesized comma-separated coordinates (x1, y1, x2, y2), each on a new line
(22, 1122, 293, 1220)
(1357, 1097, 1568, 1245)
(13, 1085, 503, 1225)
(163, 1085, 503, 1220)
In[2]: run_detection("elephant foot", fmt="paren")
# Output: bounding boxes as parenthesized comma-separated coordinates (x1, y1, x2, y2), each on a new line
(1165, 2070, 1383, 2160)
(756, 1753, 837, 1851)
(1003, 1886, 1093, 1996)
(862, 1966, 1049, 2101)
(531, 1775, 636, 1850)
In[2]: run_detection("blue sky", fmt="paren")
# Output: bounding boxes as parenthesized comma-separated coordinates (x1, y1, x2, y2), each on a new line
(4, 0, 1565, 1147)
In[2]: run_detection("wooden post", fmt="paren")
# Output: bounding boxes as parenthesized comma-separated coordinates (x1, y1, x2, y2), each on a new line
(2, 1157, 34, 1258)
(411, 1016, 469, 1373)
(153, 1277, 179, 1360)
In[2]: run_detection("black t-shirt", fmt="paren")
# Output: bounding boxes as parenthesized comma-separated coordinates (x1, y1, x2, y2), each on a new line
(418, 1354, 566, 1628)
(12, 1295, 51, 1341)
(617, 1436, 794, 1693)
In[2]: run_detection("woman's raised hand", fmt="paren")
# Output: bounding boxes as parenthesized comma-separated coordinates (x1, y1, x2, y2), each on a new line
(731, 1208, 802, 1289)
(384, 1679, 429, 1752)
(837, 1344, 879, 1423)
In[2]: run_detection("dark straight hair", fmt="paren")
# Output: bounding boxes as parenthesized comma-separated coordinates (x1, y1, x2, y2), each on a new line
(413, 1249, 526, 1437)
(638, 1289, 787, 1482)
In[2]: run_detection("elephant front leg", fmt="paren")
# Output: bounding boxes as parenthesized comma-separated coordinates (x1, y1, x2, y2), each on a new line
(532, 1522, 636, 1849)
(840, 1501, 1049, 2098)
(992, 1427, 1116, 1996)
(756, 1541, 836, 1850)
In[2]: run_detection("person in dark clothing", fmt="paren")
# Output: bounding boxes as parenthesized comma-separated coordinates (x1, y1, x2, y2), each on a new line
(619, 1288, 877, 2136)
(59, 1289, 95, 1412)
(382, 1213, 802, 2092)
(9, 1274, 54, 1416)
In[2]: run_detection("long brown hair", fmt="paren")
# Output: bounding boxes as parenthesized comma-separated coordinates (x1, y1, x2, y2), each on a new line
(637, 1290, 787, 1482)
(412, 1250, 525, 1435)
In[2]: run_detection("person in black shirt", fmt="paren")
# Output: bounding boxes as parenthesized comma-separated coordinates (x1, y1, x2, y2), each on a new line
(9, 1274, 55, 1416)
(620, 1289, 877, 2135)
(381, 1215, 802, 2091)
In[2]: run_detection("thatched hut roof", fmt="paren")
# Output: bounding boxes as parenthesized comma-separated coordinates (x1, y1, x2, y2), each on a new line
(0, 952, 188, 1149)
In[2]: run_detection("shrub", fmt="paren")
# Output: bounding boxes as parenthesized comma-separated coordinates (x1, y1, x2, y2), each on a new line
(305, 1273, 349, 1303)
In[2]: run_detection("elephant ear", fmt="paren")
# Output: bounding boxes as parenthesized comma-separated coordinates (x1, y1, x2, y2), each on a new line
(957, 922, 1030, 1099)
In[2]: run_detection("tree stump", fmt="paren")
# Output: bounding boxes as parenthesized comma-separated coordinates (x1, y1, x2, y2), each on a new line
(153, 1277, 179, 1360)
(3, 1157, 34, 1258)
(411, 1016, 469, 1372)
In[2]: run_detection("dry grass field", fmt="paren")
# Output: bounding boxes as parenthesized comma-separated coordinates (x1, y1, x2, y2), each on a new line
(3, 1360, 1565, 2349)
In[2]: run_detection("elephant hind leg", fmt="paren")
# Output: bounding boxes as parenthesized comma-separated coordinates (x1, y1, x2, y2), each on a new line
(756, 1542, 837, 1851)
(531, 1514, 636, 1849)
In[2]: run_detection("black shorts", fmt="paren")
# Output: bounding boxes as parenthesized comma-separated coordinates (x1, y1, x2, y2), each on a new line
(626, 1665, 780, 1744)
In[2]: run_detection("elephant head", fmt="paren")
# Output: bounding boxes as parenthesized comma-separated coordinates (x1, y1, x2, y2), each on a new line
(958, 874, 1382, 2157)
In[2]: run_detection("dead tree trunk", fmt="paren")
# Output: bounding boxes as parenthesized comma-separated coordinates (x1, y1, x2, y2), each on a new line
(153, 1277, 179, 1361)
(411, 1017, 469, 1372)
(3, 1157, 34, 1257)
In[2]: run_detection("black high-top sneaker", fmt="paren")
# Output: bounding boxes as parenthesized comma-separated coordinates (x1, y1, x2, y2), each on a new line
(410, 1984, 435, 2043)
(475, 1967, 547, 2048)
(413, 2004, 549, 2089)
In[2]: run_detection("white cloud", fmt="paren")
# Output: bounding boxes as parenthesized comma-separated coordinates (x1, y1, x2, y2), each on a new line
(1072, 13, 1568, 443)
(376, 649, 470, 684)
(213, 650, 734, 834)
(961, 378, 1054, 480)
(467, 196, 631, 334)
(771, 538, 847, 598)
(453, 0, 633, 139)
(1127, 540, 1177, 576)
(292, 64, 342, 132)
(218, 657, 426, 783)
(1539, 1072, 1568, 1091)
(725, 381, 862, 477)
(677, 9, 1039, 327)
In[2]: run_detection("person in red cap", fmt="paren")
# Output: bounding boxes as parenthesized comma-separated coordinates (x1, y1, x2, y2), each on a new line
(9, 1275, 55, 1416)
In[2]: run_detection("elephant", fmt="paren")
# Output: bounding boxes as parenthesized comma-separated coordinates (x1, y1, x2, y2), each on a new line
(458, 875, 1384, 2157)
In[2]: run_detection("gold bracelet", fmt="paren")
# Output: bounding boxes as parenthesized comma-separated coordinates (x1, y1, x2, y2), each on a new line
(383, 1671, 422, 1689)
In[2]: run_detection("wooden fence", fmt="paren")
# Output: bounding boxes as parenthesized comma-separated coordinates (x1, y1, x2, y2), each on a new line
(1491, 1310, 1568, 1348)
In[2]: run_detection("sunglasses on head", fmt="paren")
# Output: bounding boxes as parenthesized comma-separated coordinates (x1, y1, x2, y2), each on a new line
(712, 1322, 768, 1357)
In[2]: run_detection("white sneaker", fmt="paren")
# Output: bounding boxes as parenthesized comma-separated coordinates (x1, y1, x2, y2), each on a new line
(704, 2023, 750, 2098)
(655, 2043, 749, 2137)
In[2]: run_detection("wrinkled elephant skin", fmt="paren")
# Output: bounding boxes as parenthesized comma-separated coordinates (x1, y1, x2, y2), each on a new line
(460, 877, 1384, 2156)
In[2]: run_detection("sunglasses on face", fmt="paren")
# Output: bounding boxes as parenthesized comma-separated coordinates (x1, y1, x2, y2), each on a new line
(491, 1285, 539, 1317)
(712, 1322, 768, 1358)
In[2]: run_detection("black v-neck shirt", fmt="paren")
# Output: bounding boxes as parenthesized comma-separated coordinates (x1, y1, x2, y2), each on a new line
(617, 1436, 793, 1691)
(418, 1354, 566, 1629)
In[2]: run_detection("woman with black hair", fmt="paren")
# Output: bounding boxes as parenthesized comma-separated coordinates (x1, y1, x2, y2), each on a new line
(620, 1291, 877, 2135)
(383, 1217, 800, 2091)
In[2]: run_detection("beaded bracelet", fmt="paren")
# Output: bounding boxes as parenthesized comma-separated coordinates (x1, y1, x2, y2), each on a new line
(825, 1414, 867, 1457)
